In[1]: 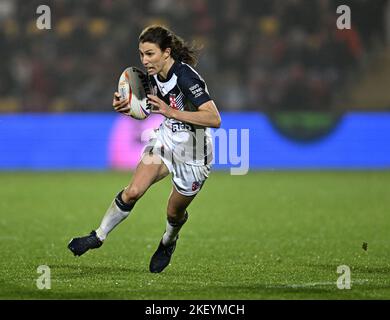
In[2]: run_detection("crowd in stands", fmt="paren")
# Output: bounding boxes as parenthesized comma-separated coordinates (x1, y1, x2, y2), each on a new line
(0, 0, 388, 112)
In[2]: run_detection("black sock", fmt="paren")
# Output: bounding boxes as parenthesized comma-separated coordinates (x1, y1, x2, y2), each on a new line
(115, 190, 135, 212)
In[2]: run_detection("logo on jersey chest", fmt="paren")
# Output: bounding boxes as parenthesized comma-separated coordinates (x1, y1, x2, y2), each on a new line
(169, 94, 179, 110)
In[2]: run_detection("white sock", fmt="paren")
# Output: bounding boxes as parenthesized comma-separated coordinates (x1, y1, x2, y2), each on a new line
(162, 212, 188, 246)
(95, 200, 132, 241)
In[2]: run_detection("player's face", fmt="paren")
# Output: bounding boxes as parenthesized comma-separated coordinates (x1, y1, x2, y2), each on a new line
(139, 42, 171, 76)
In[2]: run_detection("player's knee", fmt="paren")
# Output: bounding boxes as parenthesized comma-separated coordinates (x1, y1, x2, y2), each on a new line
(167, 207, 186, 223)
(122, 186, 143, 203)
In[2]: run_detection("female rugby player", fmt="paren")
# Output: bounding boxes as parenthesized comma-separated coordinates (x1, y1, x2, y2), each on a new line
(68, 25, 221, 273)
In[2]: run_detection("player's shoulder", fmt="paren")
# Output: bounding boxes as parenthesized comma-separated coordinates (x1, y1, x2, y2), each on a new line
(175, 62, 203, 81)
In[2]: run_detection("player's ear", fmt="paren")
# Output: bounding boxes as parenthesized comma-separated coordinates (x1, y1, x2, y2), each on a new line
(163, 48, 171, 60)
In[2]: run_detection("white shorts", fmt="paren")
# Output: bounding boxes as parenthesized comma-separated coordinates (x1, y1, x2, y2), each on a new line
(161, 155, 211, 196)
(143, 138, 211, 196)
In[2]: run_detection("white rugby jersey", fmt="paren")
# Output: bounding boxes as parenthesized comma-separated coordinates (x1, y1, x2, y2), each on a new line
(149, 61, 213, 166)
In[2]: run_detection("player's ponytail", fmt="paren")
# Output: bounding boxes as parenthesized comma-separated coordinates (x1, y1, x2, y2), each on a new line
(170, 35, 200, 67)
(139, 25, 200, 67)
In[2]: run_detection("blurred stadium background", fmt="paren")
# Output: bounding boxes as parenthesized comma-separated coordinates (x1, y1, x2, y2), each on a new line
(1, 0, 390, 170)
(1, 0, 390, 113)
(1, 0, 390, 299)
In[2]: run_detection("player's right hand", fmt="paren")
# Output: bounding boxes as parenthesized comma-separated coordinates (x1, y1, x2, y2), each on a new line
(112, 92, 130, 114)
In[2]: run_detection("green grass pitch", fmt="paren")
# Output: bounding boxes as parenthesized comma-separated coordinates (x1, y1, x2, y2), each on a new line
(0, 171, 389, 299)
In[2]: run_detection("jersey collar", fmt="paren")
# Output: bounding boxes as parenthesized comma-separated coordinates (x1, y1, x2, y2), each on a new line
(156, 60, 180, 83)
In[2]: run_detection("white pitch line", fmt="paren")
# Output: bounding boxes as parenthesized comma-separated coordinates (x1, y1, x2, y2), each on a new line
(266, 279, 369, 289)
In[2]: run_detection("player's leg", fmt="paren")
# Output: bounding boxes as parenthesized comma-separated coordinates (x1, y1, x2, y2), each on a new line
(95, 153, 169, 241)
(68, 154, 169, 256)
(149, 187, 196, 273)
(149, 162, 210, 273)
(163, 187, 194, 244)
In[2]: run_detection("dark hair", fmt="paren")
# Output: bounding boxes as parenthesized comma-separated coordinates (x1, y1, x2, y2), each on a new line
(139, 25, 201, 67)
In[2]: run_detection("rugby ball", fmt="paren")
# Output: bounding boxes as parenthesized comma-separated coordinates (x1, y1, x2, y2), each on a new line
(118, 67, 151, 120)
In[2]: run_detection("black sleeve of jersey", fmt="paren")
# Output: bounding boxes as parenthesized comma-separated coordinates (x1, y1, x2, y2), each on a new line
(177, 67, 212, 108)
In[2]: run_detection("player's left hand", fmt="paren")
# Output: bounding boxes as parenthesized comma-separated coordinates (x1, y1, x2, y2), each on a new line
(147, 94, 174, 118)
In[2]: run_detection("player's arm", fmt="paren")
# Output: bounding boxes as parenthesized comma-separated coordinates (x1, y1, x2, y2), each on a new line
(148, 95, 221, 128)
(148, 68, 221, 128)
